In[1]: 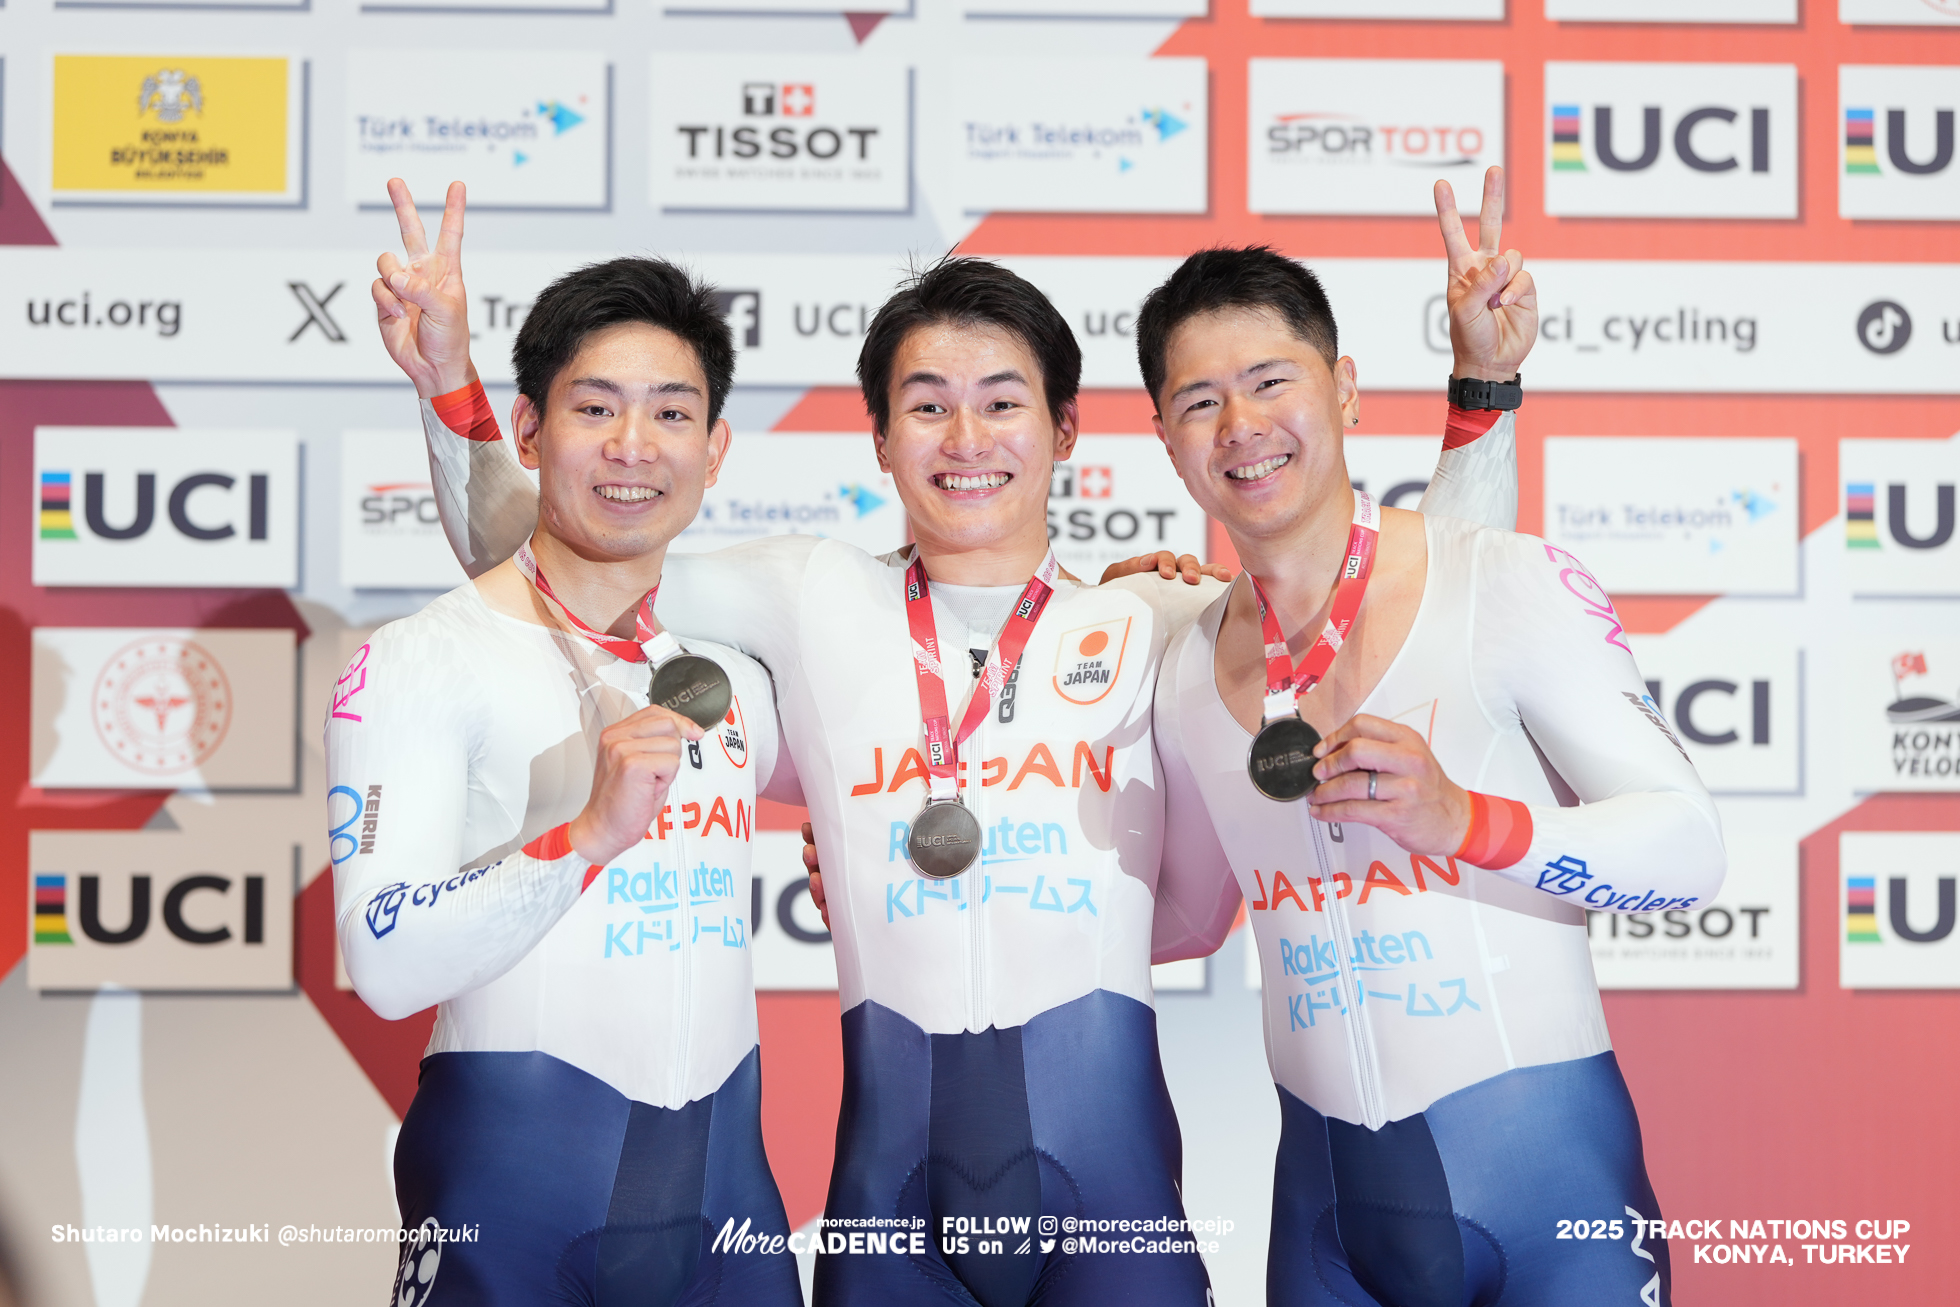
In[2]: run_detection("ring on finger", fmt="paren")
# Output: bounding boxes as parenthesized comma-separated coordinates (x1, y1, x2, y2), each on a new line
(1366, 770, 1379, 802)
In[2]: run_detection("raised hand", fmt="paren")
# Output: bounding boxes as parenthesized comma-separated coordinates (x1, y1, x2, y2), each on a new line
(1434, 166, 1537, 383)
(567, 704, 705, 866)
(371, 179, 476, 398)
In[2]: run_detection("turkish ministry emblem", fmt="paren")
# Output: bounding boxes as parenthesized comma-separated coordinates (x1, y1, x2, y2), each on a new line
(91, 637, 232, 775)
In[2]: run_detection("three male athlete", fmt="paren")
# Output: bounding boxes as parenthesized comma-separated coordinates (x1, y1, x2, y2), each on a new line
(370, 168, 1526, 1306)
(1143, 189, 1726, 1305)
(335, 244, 802, 1304)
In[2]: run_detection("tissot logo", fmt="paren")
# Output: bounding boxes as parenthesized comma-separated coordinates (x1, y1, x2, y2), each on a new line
(651, 56, 909, 213)
(33, 428, 299, 588)
(743, 82, 815, 117)
(1543, 63, 1797, 218)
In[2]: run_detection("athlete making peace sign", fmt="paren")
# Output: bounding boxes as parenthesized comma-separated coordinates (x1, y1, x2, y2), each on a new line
(368, 169, 1527, 1307)
(1144, 172, 1724, 1307)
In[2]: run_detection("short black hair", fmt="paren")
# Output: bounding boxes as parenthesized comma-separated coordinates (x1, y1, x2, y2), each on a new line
(856, 256, 1081, 435)
(512, 257, 736, 425)
(1134, 246, 1339, 410)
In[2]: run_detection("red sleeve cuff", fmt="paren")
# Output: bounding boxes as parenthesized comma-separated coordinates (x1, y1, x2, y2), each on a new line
(522, 823, 605, 890)
(1455, 791, 1533, 870)
(1443, 404, 1501, 451)
(431, 378, 502, 443)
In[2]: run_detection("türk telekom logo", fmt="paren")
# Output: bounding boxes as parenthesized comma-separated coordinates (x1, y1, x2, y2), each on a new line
(1543, 62, 1798, 218)
(1840, 66, 1960, 221)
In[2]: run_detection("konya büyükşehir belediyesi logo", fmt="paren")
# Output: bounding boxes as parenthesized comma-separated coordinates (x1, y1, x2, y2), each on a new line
(52, 55, 292, 198)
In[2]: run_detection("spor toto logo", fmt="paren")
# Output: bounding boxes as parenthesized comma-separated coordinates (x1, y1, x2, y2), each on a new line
(1858, 300, 1913, 354)
(91, 638, 232, 775)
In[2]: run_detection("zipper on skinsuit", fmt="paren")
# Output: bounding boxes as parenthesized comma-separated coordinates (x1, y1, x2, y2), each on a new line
(1307, 815, 1387, 1129)
(668, 703, 693, 1110)
(967, 710, 988, 1033)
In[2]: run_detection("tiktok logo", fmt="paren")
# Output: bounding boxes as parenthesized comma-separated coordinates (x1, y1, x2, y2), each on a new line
(1858, 300, 1912, 355)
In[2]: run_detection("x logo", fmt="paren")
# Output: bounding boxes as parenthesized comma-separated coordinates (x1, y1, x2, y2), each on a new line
(289, 281, 347, 343)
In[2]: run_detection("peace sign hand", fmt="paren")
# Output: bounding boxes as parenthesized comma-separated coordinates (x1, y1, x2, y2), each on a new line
(1434, 165, 1537, 383)
(371, 178, 477, 399)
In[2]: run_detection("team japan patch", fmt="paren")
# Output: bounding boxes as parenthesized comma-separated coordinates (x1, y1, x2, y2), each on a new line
(1052, 617, 1131, 706)
(717, 695, 749, 769)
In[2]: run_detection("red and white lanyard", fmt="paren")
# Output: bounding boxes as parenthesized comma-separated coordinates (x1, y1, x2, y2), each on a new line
(1249, 490, 1379, 724)
(514, 537, 680, 666)
(903, 548, 1060, 802)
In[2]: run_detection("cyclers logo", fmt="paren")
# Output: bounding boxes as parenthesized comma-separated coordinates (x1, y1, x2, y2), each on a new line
(1543, 62, 1797, 218)
(1840, 66, 1959, 221)
(1840, 833, 1960, 989)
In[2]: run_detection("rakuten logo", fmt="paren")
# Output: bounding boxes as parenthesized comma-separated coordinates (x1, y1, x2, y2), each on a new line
(1544, 62, 1797, 218)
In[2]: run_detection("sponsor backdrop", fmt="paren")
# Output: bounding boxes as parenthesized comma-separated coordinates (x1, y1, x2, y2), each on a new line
(0, 4, 1956, 1307)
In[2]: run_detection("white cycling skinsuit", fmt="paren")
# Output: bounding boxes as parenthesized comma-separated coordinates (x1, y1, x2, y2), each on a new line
(327, 570, 802, 1306)
(415, 380, 1518, 1307)
(1152, 502, 1726, 1307)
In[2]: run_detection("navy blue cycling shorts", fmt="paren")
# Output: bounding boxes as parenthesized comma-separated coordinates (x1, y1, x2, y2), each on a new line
(1270, 1051, 1671, 1307)
(813, 989, 1212, 1307)
(389, 1046, 800, 1307)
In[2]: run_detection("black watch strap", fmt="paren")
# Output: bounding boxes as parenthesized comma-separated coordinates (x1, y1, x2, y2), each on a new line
(1447, 372, 1523, 411)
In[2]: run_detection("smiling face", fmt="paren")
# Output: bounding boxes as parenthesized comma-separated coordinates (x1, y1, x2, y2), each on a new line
(511, 321, 730, 561)
(1152, 305, 1359, 545)
(874, 319, 1077, 566)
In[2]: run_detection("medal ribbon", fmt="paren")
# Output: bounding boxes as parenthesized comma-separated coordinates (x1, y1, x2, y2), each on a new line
(514, 537, 677, 666)
(904, 548, 1061, 802)
(1249, 491, 1379, 724)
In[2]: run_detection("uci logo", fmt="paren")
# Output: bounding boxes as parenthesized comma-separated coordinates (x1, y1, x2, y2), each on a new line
(41, 469, 270, 543)
(46, 872, 268, 947)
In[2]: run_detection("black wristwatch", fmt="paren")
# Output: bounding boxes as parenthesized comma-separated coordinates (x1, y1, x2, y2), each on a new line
(1447, 372, 1523, 411)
